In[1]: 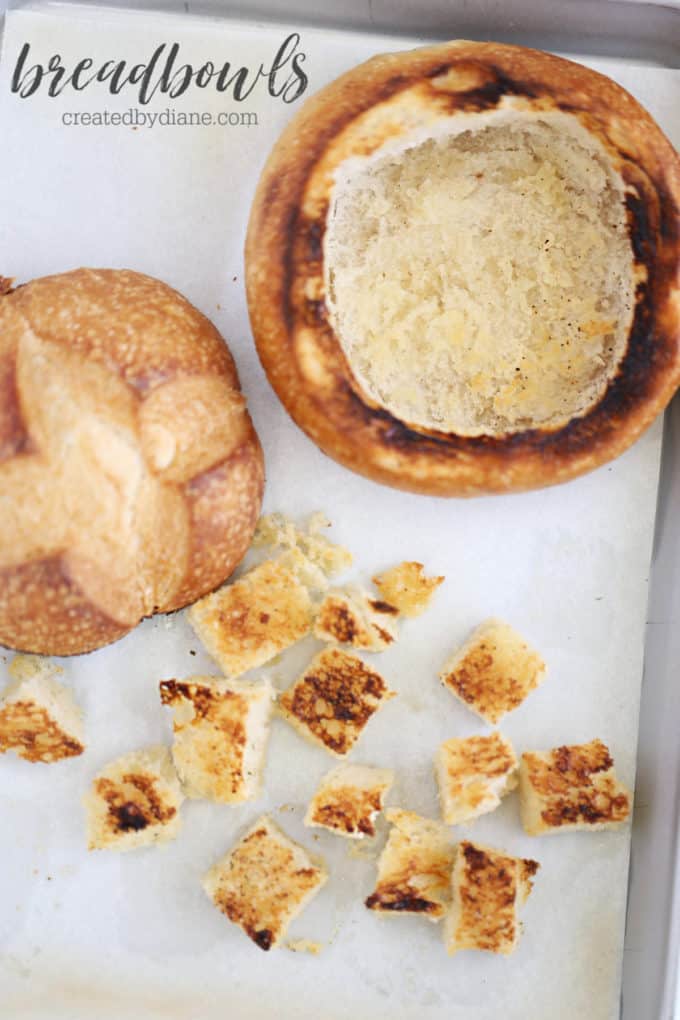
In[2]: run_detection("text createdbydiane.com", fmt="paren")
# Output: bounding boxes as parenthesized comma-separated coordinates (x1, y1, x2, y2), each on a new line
(10, 33, 308, 106)
(61, 108, 259, 127)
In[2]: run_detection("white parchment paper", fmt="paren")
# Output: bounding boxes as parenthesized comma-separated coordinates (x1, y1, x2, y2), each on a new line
(0, 7, 677, 1019)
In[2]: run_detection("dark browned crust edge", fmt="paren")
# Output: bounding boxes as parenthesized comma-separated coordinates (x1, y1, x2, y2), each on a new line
(246, 40, 680, 496)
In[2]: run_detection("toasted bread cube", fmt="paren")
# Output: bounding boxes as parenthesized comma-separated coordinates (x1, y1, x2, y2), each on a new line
(160, 675, 273, 803)
(519, 740, 631, 835)
(305, 764, 394, 838)
(435, 731, 518, 825)
(278, 648, 395, 757)
(439, 619, 547, 724)
(253, 511, 353, 578)
(372, 562, 444, 618)
(313, 588, 399, 651)
(84, 746, 184, 851)
(365, 809, 455, 921)
(445, 841, 539, 956)
(188, 551, 318, 677)
(203, 815, 327, 950)
(0, 655, 84, 763)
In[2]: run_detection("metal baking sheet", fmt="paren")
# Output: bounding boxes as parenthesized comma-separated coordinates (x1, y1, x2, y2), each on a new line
(0, 4, 677, 1019)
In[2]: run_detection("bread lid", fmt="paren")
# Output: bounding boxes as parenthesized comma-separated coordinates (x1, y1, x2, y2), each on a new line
(246, 41, 680, 495)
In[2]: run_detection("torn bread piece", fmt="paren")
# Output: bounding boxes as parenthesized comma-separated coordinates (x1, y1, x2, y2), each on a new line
(365, 809, 455, 921)
(202, 815, 327, 950)
(278, 647, 395, 757)
(159, 675, 273, 803)
(84, 745, 184, 851)
(372, 562, 444, 618)
(313, 588, 399, 651)
(253, 511, 353, 578)
(188, 550, 321, 677)
(0, 655, 84, 763)
(439, 619, 547, 724)
(305, 763, 394, 838)
(435, 731, 518, 825)
(519, 739, 631, 835)
(445, 841, 539, 956)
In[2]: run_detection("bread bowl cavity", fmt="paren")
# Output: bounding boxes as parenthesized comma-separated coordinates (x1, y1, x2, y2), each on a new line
(324, 110, 634, 436)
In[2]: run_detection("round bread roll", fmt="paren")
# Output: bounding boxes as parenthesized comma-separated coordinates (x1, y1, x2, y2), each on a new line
(246, 41, 680, 496)
(0, 268, 264, 655)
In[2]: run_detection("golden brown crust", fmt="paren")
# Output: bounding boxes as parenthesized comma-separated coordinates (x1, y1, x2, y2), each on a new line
(305, 764, 393, 837)
(313, 589, 398, 650)
(365, 809, 454, 919)
(85, 746, 184, 851)
(94, 772, 177, 835)
(188, 555, 314, 677)
(446, 841, 539, 955)
(0, 268, 263, 655)
(159, 675, 272, 802)
(246, 41, 680, 495)
(203, 816, 327, 950)
(436, 732, 518, 824)
(0, 699, 83, 762)
(372, 562, 444, 617)
(520, 740, 631, 834)
(310, 786, 382, 836)
(278, 647, 394, 756)
(439, 619, 546, 724)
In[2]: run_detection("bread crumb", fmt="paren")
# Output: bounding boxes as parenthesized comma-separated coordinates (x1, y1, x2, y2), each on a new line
(285, 938, 323, 955)
(253, 512, 352, 578)
(372, 562, 444, 618)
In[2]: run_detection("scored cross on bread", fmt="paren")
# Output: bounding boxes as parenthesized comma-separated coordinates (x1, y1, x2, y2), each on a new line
(0, 269, 263, 655)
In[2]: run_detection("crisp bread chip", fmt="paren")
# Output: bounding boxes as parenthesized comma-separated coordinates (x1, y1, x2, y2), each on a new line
(160, 675, 273, 803)
(253, 511, 353, 578)
(519, 739, 631, 835)
(313, 588, 399, 651)
(278, 648, 395, 757)
(187, 552, 318, 677)
(439, 619, 547, 724)
(372, 562, 444, 618)
(365, 809, 455, 921)
(445, 841, 539, 956)
(202, 815, 327, 950)
(0, 655, 84, 763)
(84, 745, 184, 851)
(305, 763, 394, 838)
(435, 731, 518, 825)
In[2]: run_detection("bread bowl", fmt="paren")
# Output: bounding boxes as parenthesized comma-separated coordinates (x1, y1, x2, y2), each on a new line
(246, 41, 680, 495)
(0, 268, 264, 655)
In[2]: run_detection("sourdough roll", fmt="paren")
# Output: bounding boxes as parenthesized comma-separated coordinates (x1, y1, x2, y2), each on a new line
(0, 269, 264, 655)
(246, 41, 680, 495)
